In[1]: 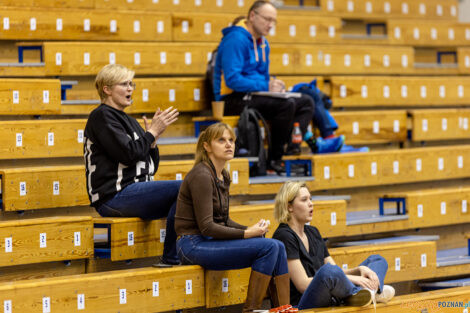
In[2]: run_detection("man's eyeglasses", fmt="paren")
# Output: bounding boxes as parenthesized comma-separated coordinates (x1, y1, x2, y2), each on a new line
(254, 11, 277, 25)
(117, 81, 136, 89)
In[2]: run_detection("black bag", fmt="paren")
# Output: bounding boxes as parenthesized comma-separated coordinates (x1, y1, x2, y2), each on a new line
(235, 107, 270, 176)
(205, 47, 219, 102)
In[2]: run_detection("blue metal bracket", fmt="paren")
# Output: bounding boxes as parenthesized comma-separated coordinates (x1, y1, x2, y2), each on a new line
(379, 197, 406, 215)
(468, 238, 470, 257)
(18, 45, 43, 63)
(94, 223, 111, 259)
(284, 159, 312, 177)
(436, 51, 457, 64)
(194, 120, 218, 137)
(61, 84, 74, 101)
(366, 23, 386, 36)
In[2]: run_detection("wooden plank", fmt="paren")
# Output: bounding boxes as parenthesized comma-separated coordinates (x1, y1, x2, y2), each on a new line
(94, 218, 166, 262)
(205, 268, 250, 308)
(0, 266, 204, 312)
(330, 76, 470, 107)
(388, 19, 470, 47)
(93, 0, 249, 13)
(0, 79, 60, 115)
(155, 158, 249, 194)
(41, 42, 218, 76)
(384, 187, 470, 228)
(128, 77, 208, 113)
(332, 110, 407, 144)
(230, 200, 347, 238)
(330, 241, 437, 283)
(0, 259, 85, 282)
(0, 120, 86, 160)
(0, 216, 93, 266)
(459, 47, 470, 74)
(0, 159, 248, 211)
(318, 0, 459, 20)
(270, 44, 415, 75)
(0, 165, 88, 211)
(0, 8, 172, 41)
(312, 145, 470, 190)
(410, 109, 470, 141)
(0, 118, 198, 159)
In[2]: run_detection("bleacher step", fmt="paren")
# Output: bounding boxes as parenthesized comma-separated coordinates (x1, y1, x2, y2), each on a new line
(338, 235, 439, 247)
(437, 247, 470, 267)
(249, 175, 314, 184)
(346, 208, 408, 226)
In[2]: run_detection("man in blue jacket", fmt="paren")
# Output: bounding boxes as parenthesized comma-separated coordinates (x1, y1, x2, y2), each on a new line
(213, 0, 344, 173)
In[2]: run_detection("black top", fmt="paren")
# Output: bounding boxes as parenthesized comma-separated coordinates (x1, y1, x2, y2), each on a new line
(83, 104, 159, 208)
(272, 223, 330, 306)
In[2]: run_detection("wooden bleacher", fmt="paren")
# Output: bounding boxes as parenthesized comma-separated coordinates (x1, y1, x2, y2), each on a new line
(1, 0, 470, 311)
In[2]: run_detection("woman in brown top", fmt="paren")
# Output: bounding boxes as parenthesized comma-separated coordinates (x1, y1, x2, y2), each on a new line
(175, 123, 290, 313)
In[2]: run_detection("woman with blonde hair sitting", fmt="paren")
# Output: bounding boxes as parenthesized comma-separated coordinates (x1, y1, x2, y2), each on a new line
(175, 122, 290, 312)
(272, 181, 395, 309)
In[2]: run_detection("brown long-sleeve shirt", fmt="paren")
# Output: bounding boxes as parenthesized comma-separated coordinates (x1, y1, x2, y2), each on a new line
(175, 161, 247, 239)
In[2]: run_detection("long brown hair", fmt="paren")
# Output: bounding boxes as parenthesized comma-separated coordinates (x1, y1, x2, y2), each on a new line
(194, 123, 236, 165)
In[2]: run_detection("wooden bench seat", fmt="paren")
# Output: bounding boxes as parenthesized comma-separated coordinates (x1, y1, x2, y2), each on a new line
(205, 241, 437, 307)
(410, 109, 470, 142)
(0, 158, 249, 211)
(388, 19, 470, 47)
(270, 44, 414, 75)
(330, 76, 470, 107)
(172, 12, 341, 44)
(249, 145, 470, 194)
(382, 187, 470, 228)
(4, 41, 217, 76)
(0, 119, 199, 159)
(319, 0, 458, 20)
(0, 7, 171, 42)
(0, 266, 204, 313)
(0, 216, 93, 267)
(0, 79, 60, 114)
(93, 0, 249, 13)
(311, 145, 470, 191)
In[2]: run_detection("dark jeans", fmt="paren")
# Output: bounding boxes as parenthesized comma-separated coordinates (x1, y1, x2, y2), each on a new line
(224, 92, 314, 161)
(177, 234, 288, 276)
(298, 254, 388, 309)
(97, 180, 182, 264)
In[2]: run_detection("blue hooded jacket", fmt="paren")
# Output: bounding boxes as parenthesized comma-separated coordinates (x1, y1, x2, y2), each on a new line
(213, 20, 270, 101)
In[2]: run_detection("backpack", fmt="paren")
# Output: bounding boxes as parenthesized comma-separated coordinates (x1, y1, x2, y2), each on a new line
(235, 107, 271, 176)
(205, 47, 219, 101)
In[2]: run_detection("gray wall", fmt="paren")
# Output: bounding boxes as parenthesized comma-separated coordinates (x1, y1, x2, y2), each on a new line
(460, 0, 470, 22)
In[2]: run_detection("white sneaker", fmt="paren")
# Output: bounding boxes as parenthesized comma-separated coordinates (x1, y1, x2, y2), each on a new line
(375, 285, 395, 304)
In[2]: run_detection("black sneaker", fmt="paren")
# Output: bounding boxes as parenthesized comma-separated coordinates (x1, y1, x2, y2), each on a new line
(285, 143, 301, 156)
(268, 159, 285, 175)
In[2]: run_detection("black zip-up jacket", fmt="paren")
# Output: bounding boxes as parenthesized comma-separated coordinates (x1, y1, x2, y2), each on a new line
(83, 104, 159, 208)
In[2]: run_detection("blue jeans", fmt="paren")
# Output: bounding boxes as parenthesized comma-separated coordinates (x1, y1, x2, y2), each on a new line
(177, 235, 288, 276)
(298, 254, 388, 309)
(97, 180, 182, 264)
(297, 86, 338, 138)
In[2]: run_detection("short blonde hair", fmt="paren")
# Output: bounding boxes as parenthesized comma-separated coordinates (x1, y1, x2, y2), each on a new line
(95, 64, 135, 101)
(274, 181, 309, 224)
(194, 123, 236, 165)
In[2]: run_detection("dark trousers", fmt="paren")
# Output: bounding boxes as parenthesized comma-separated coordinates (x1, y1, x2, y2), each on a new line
(297, 87, 337, 138)
(224, 92, 314, 161)
(96, 180, 182, 264)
